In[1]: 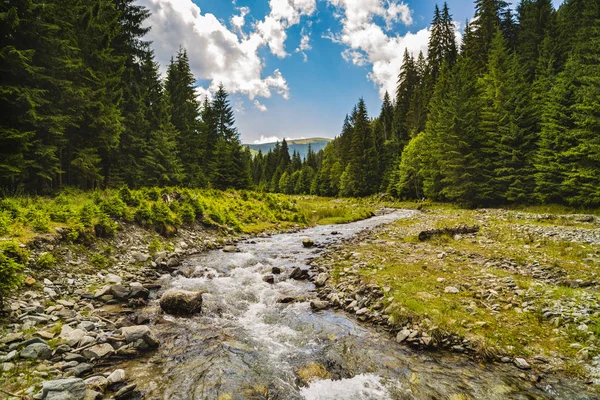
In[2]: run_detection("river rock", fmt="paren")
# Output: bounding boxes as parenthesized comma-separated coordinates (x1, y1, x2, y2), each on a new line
(263, 275, 275, 284)
(272, 266, 282, 274)
(109, 285, 130, 300)
(83, 389, 103, 400)
(514, 358, 531, 370)
(114, 383, 137, 399)
(41, 378, 86, 400)
(302, 238, 314, 248)
(314, 272, 329, 287)
(132, 252, 149, 263)
(20, 343, 52, 360)
(444, 286, 460, 294)
(129, 284, 150, 300)
(84, 376, 108, 392)
(290, 267, 309, 280)
(104, 274, 122, 284)
(223, 245, 238, 253)
(66, 363, 93, 377)
(159, 289, 203, 315)
(310, 300, 328, 311)
(106, 369, 126, 386)
(83, 343, 114, 360)
(61, 327, 87, 347)
(120, 325, 159, 349)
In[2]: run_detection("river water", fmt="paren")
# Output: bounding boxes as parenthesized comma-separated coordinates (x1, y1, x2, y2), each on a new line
(121, 210, 596, 399)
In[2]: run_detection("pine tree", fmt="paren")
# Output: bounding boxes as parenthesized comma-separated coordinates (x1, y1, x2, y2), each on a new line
(165, 49, 203, 186)
(470, 0, 508, 69)
(393, 50, 418, 149)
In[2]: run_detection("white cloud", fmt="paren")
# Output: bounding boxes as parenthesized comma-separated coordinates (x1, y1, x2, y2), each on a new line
(326, 0, 432, 99)
(257, 0, 317, 58)
(254, 100, 268, 112)
(231, 6, 250, 38)
(295, 32, 312, 62)
(138, 0, 293, 102)
(254, 135, 283, 144)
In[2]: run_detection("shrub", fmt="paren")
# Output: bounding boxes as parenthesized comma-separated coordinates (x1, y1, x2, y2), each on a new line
(98, 195, 127, 219)
(79, 203, 97, 228)
(48, 205, 72, 223)
(94, 214, 118, 238)
(30, 211, 50, 233)
(0, 210, 12, 235)
(90, 253, 108, 269)
(179, 203, 196, 224)
(151, 201, 181, 236)
(36, 252, 56, 268)
(0, 253, 24, 307)
(148, 237, 162, 255)
(118, 186, 140, 207)
(0, 240, 29, 263)
(134, 202, 153, 226)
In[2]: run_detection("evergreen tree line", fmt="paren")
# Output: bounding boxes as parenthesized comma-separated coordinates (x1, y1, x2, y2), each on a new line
(259, 0, 598, 207)
(0, 0, 251, 194)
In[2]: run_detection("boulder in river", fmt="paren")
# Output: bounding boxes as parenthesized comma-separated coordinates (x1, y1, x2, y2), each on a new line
(160, 289, 203, 315)
(290, 267, 309, 280)
(120, 325, 159, 350)
(302, 238, 315, 248)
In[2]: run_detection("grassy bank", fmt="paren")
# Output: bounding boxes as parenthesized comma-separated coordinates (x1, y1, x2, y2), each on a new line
(325, 205, 600, 379)
(0, 188, 397, 305)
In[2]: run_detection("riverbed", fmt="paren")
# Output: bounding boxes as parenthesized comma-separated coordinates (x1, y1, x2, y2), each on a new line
(120, 210, 594, 399)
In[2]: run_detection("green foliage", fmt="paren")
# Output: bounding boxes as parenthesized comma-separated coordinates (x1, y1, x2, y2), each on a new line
(148, 237, 162, 255)
(30, 211, 50, 233)
(179, 203, 196, 224)
(0, 210, 12, 235)
(90, 253, 108, 269)
(0, 252, 24, 306)
(36, 252, 56, 268)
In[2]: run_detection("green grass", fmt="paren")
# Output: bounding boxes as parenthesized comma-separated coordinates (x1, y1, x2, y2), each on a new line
(327, 207, 600, 372)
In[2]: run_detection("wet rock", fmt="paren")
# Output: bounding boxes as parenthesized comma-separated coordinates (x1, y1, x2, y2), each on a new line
(310, 300, 329, 311)
(223, 245, 238, 253)
(166, 257, 180, 269)
(128, 283, 149, 300)
(290, 267, 309, 280)
(41, 378, 86, 400)
(302, 238, 315, 248)
(114, 383, 137, 399)
(263, 275, 275, 284)
(159, 289, 203, 316)
(82, 344, 114, 360)
(514, 358, 531, 370)
(272, 266, 282, 274)
(21, 343, 52, 360)
(106, 369, 126, 386)
(120, 326, 159, 349)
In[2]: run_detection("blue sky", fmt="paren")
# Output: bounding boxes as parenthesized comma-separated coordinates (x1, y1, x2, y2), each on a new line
(138, 0, 563, 143)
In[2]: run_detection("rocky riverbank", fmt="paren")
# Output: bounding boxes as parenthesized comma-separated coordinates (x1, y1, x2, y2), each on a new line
(307, 207, 600, 389)
(0, 220, 301, 399)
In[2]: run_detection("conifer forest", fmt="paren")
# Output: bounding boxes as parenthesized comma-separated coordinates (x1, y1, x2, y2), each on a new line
(1, 0, 599, 207)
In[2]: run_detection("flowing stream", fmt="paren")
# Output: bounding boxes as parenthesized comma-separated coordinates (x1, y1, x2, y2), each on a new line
(121, 210, 595, 399)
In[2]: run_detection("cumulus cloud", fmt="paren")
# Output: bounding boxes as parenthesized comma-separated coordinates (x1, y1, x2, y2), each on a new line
(326, 0, 431, 99)
(138, 0, 303, 103)
(254, 135, 283, 144)
(254, 100, 268, 112)
(257, 0, 317, 58)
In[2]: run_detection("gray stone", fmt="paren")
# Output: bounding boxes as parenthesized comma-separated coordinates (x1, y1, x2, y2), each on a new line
(61, 327, 87, 347)
(77, 321, 96, 332)
(65, 363, 93, 377)
(2, 362, 15, 372)
(78, 336, 95, 348)
(106, 369, 126, 386)
(314, 272, 330, 287)
(42, 378, 86, 400)
(514, 358, 531, 370)
(159, 289, 203, 316)
(132, 252, 149, 263)
(83, 390, 102, 400)
(63, 353, 87, 363)
(222, 245, 238, 253)
(104, 274, 122, 284)
(128, 285, 149, 300)
(83, 344, 114, 360)
(290, 267, 309, 280)
(262, 275, 275, 284)
(120, 325, 159, 349)
(114, 383, 136, 399)
(310, 300, 328, 311)
(20, 343, 52, 360)
(109, 285, 130, 300)
(444, 286, 460, 294)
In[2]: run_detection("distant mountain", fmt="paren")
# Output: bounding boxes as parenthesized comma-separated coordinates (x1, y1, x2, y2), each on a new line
(245, 137, 332, 160)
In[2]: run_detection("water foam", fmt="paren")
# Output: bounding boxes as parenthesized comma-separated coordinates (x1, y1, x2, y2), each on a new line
(300, 374, 392, 400)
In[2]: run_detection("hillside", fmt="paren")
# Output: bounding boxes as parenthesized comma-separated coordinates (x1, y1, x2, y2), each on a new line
(245, 137, 332, 160)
